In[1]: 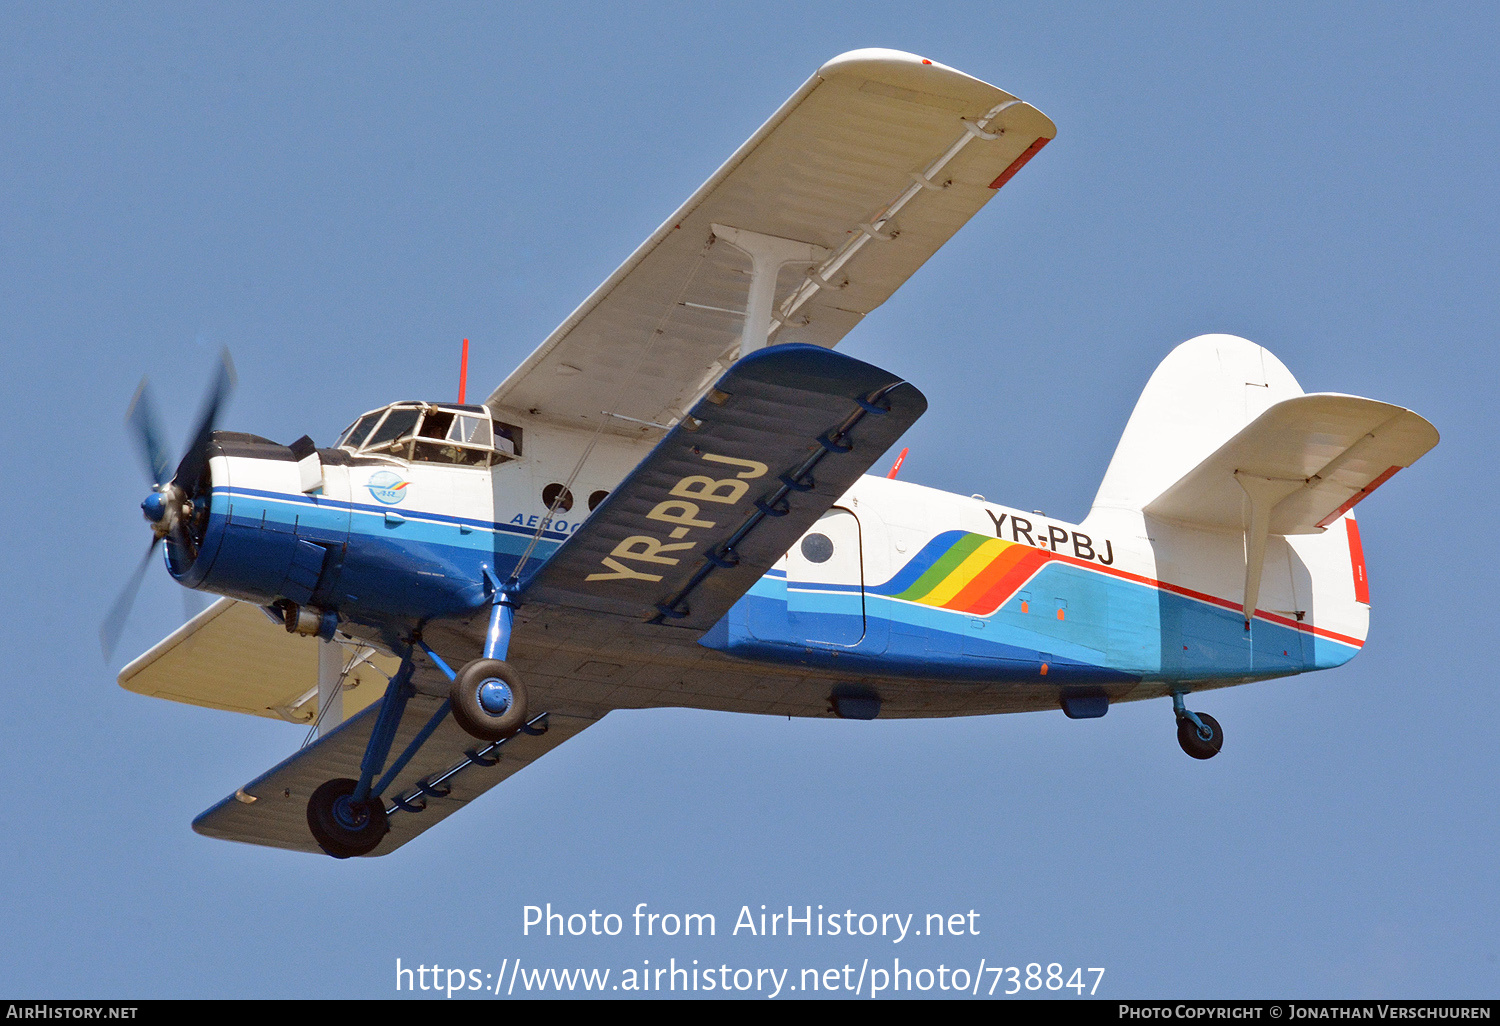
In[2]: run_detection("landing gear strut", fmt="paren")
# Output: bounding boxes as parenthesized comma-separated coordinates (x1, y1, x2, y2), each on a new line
(1172, 692, 1223, 760)
(303, 569, 532, 856)
(448, 573, 528, 742)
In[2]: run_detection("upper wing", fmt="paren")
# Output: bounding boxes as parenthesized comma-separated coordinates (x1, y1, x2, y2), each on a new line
(1144, 393, 1439, 534)
(486, 49, 1054, 439)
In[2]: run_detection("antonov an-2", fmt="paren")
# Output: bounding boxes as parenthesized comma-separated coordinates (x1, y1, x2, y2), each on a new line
(108, 50, 1438, 857)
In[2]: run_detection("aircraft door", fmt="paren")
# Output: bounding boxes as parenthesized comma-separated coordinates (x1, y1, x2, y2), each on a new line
(786, 508, 865, 647)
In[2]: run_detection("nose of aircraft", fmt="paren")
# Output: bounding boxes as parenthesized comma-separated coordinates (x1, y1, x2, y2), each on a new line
(102, 348, 237, 660)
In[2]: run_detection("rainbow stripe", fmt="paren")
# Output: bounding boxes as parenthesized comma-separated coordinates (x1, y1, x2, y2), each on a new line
(890, 533, 1049, 616)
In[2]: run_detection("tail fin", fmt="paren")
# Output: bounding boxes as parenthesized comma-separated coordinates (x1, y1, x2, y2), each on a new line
(1090, 334, 1436, 653)
(1091, 334, 1305, 517)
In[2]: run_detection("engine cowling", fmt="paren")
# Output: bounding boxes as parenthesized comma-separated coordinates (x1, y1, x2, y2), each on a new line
(167, 433, 350, 612)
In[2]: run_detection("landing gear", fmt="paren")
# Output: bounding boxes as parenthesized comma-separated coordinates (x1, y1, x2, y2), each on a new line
(1176, 712, 1224, 759)
(303, 640, 419, 858)
(303, 570, 531, 857)
(450, 658, 528, 741)
(1172, 693, 1223, 760)
(306, 777, 389, 858)
(449, 574, 528, 741)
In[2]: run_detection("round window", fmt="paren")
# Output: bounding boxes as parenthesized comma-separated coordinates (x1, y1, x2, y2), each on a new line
(800, 533, 834, 563)
(541, 483, 574, 512)
(588, 489, 609, 511)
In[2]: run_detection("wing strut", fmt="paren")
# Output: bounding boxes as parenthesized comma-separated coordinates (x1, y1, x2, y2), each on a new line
(710, 224, 827, 357)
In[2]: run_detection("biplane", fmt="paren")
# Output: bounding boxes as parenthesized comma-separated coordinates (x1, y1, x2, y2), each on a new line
(106, 50, 1438, 858)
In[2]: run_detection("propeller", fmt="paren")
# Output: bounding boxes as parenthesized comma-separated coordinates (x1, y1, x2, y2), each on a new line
(100, 349, 237, 660)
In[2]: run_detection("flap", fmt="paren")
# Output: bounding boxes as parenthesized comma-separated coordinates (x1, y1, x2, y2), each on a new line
(118, 597, 392, 722)
(1144, 393, 1439, 534)
(485, 49, 1052, 440)
(520, 343, 926, 629)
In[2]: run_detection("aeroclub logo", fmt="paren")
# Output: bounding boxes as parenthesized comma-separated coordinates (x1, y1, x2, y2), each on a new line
(366, 470, 410, 505)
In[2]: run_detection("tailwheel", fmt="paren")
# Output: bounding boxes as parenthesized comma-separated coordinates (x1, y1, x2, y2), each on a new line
(450, 658, 528, 741)
(1176, 711, 1224, 760)
(307, 778, 389, 858)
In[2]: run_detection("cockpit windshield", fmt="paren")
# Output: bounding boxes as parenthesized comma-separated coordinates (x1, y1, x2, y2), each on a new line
(364, 408, 421, 450)
(336, 402, 518, 467)
(340, 412, 383, 450)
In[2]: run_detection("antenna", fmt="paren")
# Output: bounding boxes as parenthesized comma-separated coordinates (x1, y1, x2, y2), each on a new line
(458, 338, 469, 404)
(886, 446, 909, 479)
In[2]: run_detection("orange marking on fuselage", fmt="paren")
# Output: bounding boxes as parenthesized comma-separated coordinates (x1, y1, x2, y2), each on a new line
(945, 543, 1033, 612)
(966, 548, 1050, 617)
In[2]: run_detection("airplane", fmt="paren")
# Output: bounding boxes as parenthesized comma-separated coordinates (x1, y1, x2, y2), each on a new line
(107, 49, 1438, 859)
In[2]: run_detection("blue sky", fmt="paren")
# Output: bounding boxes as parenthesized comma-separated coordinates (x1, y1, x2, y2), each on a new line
(2, 2, 1496, 998)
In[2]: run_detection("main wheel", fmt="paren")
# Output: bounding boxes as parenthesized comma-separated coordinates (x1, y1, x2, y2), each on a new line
(450, 658, 528, 741)
(1176, 712, 1224, 760)
(306, 778, 389, 858)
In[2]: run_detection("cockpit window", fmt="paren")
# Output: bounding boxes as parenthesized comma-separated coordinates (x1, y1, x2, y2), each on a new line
(364, 408, 420, 451)
(341, 413, 382, 449)
(336, 402, 517, 468)
(412, 440, 490, 466)
(448, 415, 491, 447)
(419, 410, 454, 439)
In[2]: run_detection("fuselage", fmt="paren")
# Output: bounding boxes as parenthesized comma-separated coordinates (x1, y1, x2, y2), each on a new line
(173, 429, 1367, 708)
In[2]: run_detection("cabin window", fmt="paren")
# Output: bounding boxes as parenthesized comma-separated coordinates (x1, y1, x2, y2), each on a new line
(800, 533, 835, 564)
(541, 483, 574, 512)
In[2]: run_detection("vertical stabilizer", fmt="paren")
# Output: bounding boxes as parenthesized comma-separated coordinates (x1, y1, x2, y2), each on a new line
(1091, 335, 1304, 517)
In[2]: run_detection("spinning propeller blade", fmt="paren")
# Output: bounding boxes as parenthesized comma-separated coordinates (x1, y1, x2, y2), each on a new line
(102, 348, 238, 661)
(125, 380, 172, 487)
(173, 348, 237, 491)
(100, 539, 161, 660)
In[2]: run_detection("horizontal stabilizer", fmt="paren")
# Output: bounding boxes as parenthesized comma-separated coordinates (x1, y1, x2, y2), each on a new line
(1144, 393, 1438, 534)
(521, 343, 926, 629)
(193, 688, 599, 856)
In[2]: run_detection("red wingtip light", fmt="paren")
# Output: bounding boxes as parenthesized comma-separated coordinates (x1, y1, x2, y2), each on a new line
(988, 136, 1051, 190)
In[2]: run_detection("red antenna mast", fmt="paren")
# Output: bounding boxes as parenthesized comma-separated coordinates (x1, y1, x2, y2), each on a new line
(886, 447, 909, 479)
(458, 338, 470, 404)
